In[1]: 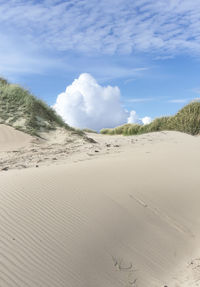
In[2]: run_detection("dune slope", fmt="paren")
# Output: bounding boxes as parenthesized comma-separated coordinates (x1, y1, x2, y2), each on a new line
(0, 124, 33, 151)
(0, 131, 200, 286)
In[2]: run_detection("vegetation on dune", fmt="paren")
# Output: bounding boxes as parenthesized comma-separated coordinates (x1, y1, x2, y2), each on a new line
(1, 76, 199, 137)
(100, 102, 200, 136)
(101, 124, 138, 135)
(82, 128, 98, 133)
(0, 77, 84, 136)
(168, 102, 200, 135)
(101, 123, 142, 136)
(0, 78, 9, 86)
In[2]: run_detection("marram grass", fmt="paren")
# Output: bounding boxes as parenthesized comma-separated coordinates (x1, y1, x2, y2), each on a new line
(82, 128, 98, 133)
(0, 77, 83, 137)
(1, 77, 200, 137)
(100, 102, 200, 136)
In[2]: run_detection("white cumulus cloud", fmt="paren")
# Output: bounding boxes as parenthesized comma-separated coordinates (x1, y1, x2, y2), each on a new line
(141, 116, 152, 125)
(53, 73, 151, 130)
(128, 111, 152, 125)
(127, 111, 142, 125)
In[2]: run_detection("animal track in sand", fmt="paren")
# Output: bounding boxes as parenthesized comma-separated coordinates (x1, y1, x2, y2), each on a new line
(112, 256, 138, 286)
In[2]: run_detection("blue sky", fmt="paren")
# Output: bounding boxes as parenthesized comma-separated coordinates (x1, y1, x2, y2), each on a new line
(1, 0, 200, 129)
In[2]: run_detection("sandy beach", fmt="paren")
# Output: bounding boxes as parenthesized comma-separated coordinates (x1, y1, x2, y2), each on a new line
(1, 124, 200, 286)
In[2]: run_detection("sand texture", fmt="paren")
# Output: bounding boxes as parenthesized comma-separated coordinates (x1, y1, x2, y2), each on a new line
(0, 124, 33, 152)
(0, 124, 200, 286)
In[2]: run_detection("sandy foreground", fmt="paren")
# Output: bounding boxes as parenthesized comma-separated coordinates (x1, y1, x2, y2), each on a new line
(0, 124, 200, 286)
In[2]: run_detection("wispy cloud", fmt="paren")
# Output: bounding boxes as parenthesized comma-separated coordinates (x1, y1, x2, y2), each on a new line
(191, 98, 200, 102)
(168, 99, 189, 103)
(0, 0, 200, 57)
(85, 65, 149, 82)
(126, 97, 155, 103)
(0, 32, 65, 79)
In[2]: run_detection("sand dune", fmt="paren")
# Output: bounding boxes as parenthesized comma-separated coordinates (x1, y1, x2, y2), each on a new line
(0, 124, 33, 151)
(0, 126, 200, 286)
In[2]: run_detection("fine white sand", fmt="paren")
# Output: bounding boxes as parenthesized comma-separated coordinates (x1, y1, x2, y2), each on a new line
(0, 124, 200, 286)
(0, 124, 33, 151)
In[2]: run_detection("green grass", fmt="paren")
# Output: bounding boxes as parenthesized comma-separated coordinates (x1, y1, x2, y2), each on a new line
(0, 77, 83, 136)
(82, 128, 98, 133)
(2, 76, 199, 138)
(100, 102, 200, 136)
(0, 77, 9, 86)
(101, 124, 141, 135)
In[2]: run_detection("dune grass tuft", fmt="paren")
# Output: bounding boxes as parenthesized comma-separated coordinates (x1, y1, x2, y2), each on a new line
(100, 102, 200, 136)
(82, 128, 98, 133)
(0, 78, 83, 136)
